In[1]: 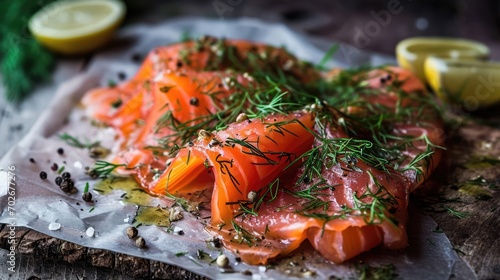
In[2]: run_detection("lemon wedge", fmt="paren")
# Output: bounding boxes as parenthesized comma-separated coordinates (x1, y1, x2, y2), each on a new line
(396, 37, 489, 83)
(29, 0, 126, 55)
(424, 56, 500, 110)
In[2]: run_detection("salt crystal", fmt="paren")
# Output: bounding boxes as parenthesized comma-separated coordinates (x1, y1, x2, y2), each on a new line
(86, 227, 95, 237)
(258, 266, 267, 272)
(123, 217, 129, 223)
(48, 222, 61, 231)
(73, 161, 83, 169)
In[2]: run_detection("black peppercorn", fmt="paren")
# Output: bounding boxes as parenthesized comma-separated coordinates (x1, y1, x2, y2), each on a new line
(82, 192, 92, 202)
(40, 171, 47, 180)
(55, 176, 62, 186)
(118, 72, 126, 80)
(29, 158, 35, 163)
(51, 163, 58, 171)
(189, 97, 199, 106)
(57, 148, 64, 155)
(211, 237, 221, 248)
(60, 180, 72, 193)
(61, 172, 71, 180)
(131, 53, 142, 62)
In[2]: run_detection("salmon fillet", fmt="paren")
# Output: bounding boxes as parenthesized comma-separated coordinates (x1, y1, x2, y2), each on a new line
(81, 36, 444, 265)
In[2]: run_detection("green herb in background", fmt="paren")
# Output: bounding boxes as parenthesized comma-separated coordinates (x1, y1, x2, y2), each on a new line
(0, 0, 57, 102)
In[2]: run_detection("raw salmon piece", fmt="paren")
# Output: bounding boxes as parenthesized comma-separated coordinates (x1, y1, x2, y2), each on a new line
(151, 111, 316, 224)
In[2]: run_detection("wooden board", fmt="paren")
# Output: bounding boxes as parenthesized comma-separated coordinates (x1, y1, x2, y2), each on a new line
(0, 224, 206, 279)
(413, 111, 500, 280)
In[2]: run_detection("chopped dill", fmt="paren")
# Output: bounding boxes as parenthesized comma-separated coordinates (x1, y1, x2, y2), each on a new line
(445, 207, 470, 219)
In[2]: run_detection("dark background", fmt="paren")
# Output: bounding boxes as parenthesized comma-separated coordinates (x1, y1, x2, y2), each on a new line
(124, 0, 500, 59)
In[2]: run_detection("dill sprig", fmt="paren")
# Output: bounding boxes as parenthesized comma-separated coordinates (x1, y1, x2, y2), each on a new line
(445, 207, 470, 219)
(91, 160, 126, 178)
(58, 133, 100, 149)
(230, 220, 255, 246)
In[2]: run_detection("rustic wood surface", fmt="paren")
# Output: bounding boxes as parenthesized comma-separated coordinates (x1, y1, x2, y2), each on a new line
(1, 1, 500, 280)
(0, 224, 207, 279)
(413, 111, 500, 280)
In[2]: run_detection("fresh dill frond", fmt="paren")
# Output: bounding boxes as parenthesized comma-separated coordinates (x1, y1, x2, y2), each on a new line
(91, 160, 127, 178)
(445, 207, 470, 219)
(0, 0, 56, 102)
(58, 133, 100, 149)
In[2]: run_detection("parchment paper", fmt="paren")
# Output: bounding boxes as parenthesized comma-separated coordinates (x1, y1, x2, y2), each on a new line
(0, 18, 477, 280)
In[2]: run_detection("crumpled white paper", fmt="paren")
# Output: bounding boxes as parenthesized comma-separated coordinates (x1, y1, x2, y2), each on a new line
(0, 18, 477, 280)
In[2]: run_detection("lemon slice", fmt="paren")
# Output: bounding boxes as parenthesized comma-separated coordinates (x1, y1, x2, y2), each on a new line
(29, 0, 126, 55)
(424, 56, 500, 110)
(396, 37, 489, 83)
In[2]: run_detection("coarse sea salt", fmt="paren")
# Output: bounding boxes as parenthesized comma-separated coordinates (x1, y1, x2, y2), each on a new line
(73, 161, 83, 169)
(86, 227, 95, 237)
(48, 222, 61, 231)
(252, 274, 262, 280)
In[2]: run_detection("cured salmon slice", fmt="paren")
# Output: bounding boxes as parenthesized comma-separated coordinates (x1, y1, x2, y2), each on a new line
(151, 111, 316, 224)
